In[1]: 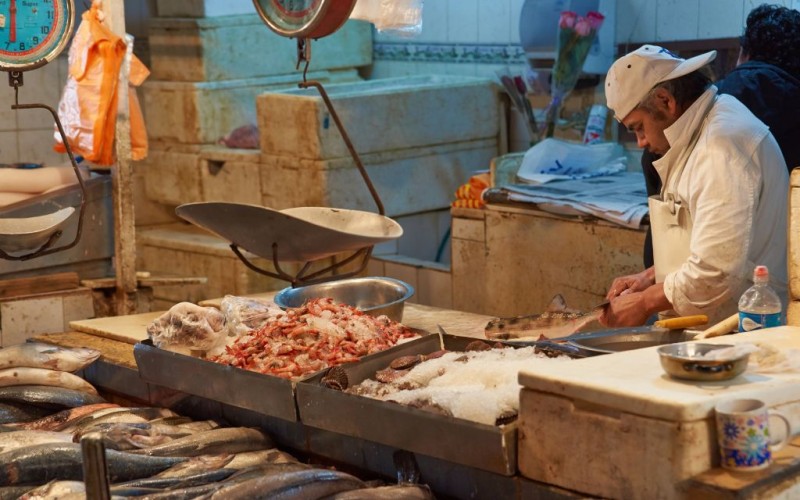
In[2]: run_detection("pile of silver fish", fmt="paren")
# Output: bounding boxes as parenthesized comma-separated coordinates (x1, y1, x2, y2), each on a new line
(0, 342, 435, 499)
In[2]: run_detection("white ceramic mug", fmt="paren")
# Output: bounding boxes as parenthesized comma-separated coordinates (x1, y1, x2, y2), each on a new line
(715, 398, 792, 471)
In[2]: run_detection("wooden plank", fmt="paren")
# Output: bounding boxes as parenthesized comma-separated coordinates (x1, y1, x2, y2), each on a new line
(69, 311, 164, 345)
(0, 272, 79, 299)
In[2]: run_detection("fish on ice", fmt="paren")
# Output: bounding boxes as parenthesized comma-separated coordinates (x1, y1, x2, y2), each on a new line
(485, 294, 603, 341)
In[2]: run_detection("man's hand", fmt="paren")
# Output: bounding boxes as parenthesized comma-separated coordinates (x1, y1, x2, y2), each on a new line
(605, 267, 656, 300)
(599, 292, 651, 327)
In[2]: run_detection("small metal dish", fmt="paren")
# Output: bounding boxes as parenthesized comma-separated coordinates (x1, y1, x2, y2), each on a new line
(657, 343, 750, 382)
(274, 276, 414, 323)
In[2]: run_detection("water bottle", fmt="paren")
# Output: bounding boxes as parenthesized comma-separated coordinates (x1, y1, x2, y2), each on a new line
(738, 265, 782, 332)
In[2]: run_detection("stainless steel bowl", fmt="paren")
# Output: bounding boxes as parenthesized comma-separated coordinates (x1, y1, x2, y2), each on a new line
(657, 343, 750, 382)
(273, 277, 414, 322)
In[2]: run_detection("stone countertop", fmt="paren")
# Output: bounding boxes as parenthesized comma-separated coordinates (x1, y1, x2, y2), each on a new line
(518, 326, 800, 422)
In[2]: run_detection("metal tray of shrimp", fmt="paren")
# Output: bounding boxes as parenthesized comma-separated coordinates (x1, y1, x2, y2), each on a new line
(296, 334, 543, 476)
(133, 340, 313, 422)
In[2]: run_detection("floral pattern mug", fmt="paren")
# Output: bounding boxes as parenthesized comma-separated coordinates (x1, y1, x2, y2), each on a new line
(715, 398, 792, 471)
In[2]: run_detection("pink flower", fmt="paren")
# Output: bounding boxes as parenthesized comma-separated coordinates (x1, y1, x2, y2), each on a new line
(586, 11, 605, 30)
(559, 11, 577, 29)
(575, 18, 592, 36)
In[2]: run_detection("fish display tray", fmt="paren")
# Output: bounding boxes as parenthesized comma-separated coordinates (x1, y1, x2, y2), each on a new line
(133, 340, 310, 422)
(296, 334, 519, 476)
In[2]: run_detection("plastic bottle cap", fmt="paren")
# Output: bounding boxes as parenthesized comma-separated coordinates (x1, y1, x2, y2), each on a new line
(754, 265, 769, 279)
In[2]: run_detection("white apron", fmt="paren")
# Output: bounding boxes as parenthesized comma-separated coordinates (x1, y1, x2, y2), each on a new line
(649, 97, 716, 285)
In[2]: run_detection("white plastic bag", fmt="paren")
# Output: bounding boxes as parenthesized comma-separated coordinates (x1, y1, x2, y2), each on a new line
(350, 0, 423, 37)
(220, 295, 284, 337)
(517, 138, 627, 184)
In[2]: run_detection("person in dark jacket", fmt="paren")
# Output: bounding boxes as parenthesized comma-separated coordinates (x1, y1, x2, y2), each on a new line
(641, 4, 800, 268)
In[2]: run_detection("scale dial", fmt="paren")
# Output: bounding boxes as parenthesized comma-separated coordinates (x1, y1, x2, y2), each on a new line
(0, 0, 74, 71)
(253, 0, 357, 39)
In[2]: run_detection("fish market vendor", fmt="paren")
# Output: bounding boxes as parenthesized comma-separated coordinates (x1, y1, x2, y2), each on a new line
(599, 45, 788, 327)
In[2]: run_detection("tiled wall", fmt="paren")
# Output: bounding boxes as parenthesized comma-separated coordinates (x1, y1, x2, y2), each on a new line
(371, 0, 800, 81)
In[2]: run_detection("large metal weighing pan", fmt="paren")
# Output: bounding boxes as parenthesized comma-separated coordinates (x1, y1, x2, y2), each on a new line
(176, 202, 402, 263)
(297, 334, 544, 476)
(134, 339, 311, 421)
(0, 206, 75, 253)
(567, 326, 697, 356)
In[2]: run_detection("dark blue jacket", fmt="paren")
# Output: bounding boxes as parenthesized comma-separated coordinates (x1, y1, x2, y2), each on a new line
(717, 60, 800, 171)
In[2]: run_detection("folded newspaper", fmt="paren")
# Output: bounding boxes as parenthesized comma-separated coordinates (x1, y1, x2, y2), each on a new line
(517, 138, 627, 184)
(484, 172, 649, 229)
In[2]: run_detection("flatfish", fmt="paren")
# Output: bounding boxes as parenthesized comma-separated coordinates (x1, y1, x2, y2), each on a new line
(485, 294, 602, 341)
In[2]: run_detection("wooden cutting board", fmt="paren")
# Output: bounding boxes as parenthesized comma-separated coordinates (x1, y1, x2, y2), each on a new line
(519, 326, 800, 422)
(69, 311, 164, 345)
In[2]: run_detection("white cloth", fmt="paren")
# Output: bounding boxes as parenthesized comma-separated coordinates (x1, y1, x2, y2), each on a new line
(653, 86, 789, 323)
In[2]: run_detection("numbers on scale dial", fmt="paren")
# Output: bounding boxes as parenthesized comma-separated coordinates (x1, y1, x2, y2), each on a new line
(0, 0, 69, 67)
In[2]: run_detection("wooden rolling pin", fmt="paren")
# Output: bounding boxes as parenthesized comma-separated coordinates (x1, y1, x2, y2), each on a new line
(696, 313, 739, 339)
(653, 315, 709, 330)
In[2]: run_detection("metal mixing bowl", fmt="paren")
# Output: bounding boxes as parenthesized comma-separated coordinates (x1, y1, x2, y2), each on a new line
(273, 277, 414, 322)
(657, 343, 750, 382)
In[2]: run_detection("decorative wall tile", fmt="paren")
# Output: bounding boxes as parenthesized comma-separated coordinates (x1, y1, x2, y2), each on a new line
(699, 0, 744, 39)
(616, 0, 657, 45)
(448, 0, 480, 43)
(656, 0, 700, 42)
(478, 0, 513, 44)
(373, 42, 527, 65)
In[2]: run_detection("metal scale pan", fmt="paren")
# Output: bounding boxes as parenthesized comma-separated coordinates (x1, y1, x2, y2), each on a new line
(176, 203, 402, 264)
(0, 0, 87, 261)
(176, 0, 397, 287)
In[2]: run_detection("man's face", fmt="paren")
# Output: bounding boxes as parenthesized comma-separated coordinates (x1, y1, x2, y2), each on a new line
(622, 107, 673, 156)
(621, 88, 679, 156)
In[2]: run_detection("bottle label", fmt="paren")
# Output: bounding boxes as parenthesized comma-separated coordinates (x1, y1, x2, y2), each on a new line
(739, 311, 782, 332)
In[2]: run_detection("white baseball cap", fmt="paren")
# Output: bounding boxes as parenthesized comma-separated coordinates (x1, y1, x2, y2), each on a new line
(605, 44, 716, 121)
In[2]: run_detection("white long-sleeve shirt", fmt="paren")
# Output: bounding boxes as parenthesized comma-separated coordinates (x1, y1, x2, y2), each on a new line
(653, 86, 788, 323)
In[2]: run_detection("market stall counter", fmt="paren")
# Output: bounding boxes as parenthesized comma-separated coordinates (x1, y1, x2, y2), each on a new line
(517, 326, 800, 499)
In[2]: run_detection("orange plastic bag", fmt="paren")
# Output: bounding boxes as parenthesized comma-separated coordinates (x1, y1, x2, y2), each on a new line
(54, 3, 149, 165)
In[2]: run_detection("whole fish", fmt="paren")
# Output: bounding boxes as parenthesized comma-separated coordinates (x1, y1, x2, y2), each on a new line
(57, 406, 176, 434)
(0, 486, 35, 499)
(127, 427, 273, 457)
(130, 482, 222, 500)
(0, 385, 105, 409)
(0, 430, 73, 453)
(7, 403, 118, 432)
(485, 294, 602, 341)
(0, 443, 187, 486)
(209, 468, 366, 500)
(72, 421, 205, 451)
(0, 368, 98, 395)
(222, 462, 311, 484)
(111, 468, 236, 492)
(0, 402, 51, 425)
(225, 449, 299, 469)
(326, 484, 435, 499)
(0, 343, 100, 372)
(17, 480, 86, 498)
(153, 454, 235, 479)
